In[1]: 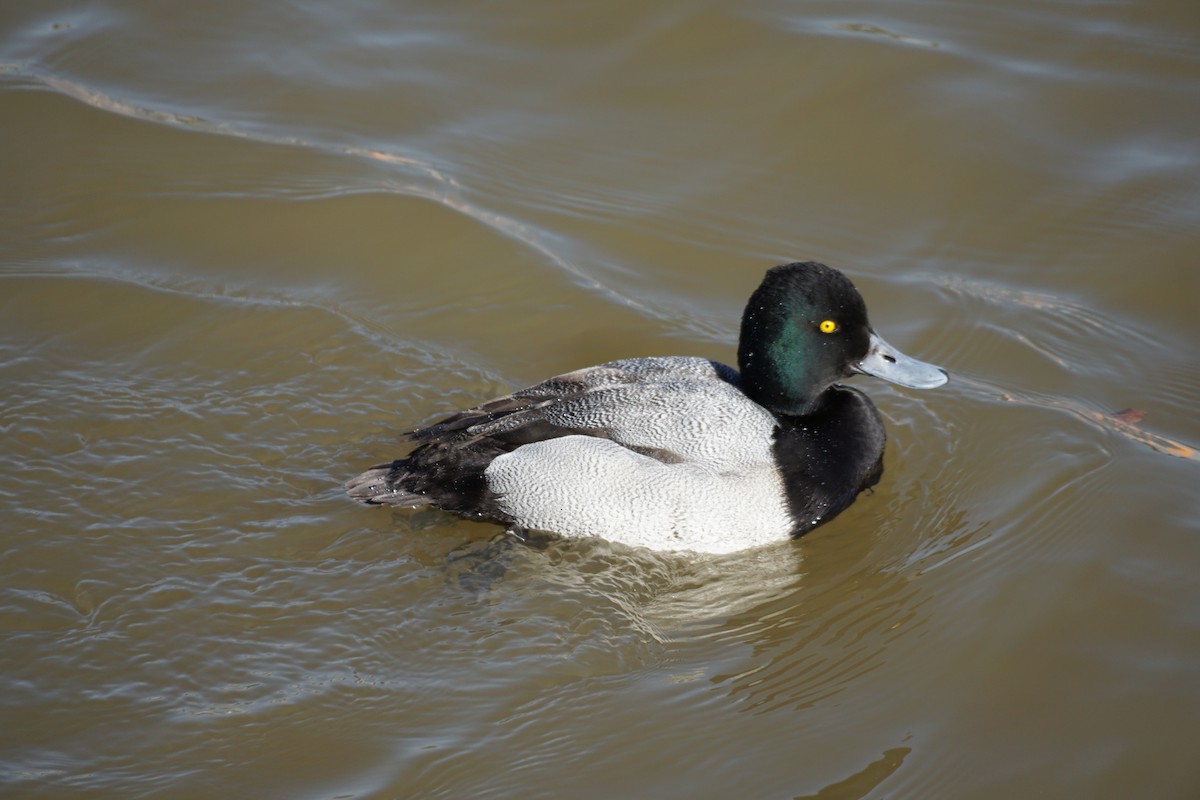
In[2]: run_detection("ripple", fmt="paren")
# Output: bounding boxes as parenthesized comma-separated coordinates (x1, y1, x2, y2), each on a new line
(926, 273, 1198, 462)
(0, 63, 660, 326)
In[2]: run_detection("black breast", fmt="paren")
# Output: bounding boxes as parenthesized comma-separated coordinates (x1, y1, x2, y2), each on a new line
(771, 386, 887, 536)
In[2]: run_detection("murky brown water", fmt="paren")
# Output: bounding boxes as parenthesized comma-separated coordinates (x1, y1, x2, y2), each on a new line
(3, 1, 1199, 798)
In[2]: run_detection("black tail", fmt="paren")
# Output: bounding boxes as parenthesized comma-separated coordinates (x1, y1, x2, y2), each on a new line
(345, 439, 516, 524)
(346, 384, 578, 521)
(345, 461, 431, 507)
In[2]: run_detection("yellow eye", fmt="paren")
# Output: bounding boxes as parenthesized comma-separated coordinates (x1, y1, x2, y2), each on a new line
(819, 320, 838, 334)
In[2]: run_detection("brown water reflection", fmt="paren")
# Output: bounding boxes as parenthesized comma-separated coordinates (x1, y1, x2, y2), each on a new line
(2, 1, 1199, 798)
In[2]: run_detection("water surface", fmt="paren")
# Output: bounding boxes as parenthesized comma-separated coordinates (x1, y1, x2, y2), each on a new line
(2, 1, 1198, 798)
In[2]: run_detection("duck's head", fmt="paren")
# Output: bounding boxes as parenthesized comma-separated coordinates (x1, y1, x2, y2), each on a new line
(737, 261, 947, 416)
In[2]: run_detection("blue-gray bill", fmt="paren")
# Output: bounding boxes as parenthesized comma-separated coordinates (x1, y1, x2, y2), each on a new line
(855, 331, 948, 389)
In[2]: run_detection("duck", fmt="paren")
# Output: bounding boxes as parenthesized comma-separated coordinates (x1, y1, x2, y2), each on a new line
(346, 261, 947, 554)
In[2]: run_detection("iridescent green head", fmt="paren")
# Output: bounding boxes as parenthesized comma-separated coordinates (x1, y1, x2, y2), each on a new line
(737, 262, 946, 416)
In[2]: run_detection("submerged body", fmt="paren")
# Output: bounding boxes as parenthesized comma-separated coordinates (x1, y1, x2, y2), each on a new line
(347, 262, 947, 553)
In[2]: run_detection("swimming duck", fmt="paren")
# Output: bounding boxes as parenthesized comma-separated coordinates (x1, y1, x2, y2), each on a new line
(347, 261, 947, 554)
